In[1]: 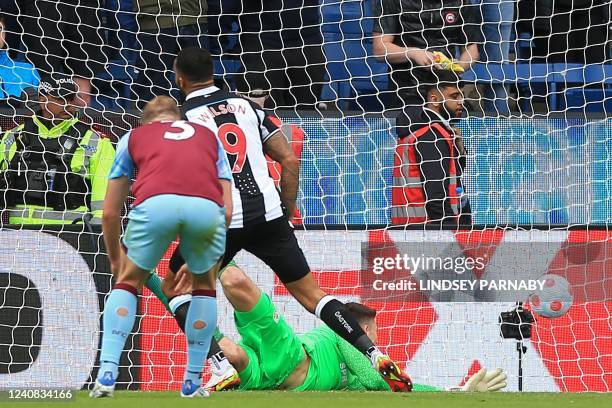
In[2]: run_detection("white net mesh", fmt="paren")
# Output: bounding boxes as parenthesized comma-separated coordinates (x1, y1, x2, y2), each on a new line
(0, 0, 610, 393)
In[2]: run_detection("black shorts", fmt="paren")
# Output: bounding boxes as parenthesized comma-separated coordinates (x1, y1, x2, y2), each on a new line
(169, 216, 311, 284)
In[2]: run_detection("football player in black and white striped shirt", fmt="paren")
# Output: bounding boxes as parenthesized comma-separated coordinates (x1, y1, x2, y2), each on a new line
(165, 47, 412, 392)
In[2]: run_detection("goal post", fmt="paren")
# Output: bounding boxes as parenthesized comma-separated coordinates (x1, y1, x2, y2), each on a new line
(0, 0, 610, 393)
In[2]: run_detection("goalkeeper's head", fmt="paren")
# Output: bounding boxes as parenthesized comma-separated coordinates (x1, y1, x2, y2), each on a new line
(173, 47, 214, 95)
(422, 69, 464, 121)
(346, 303, 378, 343)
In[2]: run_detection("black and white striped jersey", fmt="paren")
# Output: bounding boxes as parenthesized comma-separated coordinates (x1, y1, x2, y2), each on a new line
(181, 86, 284, 229)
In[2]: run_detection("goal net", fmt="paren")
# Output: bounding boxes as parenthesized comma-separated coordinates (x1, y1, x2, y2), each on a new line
(0, 0, 610, 393)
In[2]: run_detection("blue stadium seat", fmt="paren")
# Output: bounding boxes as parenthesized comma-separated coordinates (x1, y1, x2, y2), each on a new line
(555, 64, 612, 112)
(321, 34, 388, 110)
(213, 57, 241, 91)
(321, 0, 369, 38)
(560, 88, 612, 112)
(463, 63, 559, 111)
(463, 63, 612, 112)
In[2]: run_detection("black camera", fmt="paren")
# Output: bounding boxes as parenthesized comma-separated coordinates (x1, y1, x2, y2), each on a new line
(499, 305, 534, 340)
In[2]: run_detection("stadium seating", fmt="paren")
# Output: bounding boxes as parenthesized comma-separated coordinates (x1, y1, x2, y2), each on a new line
(83, 1, 611, 113)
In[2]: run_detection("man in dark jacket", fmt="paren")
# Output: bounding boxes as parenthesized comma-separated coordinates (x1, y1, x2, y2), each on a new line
(372, 0, 481, 111)
(236, 0, 325, 111)
(393, 70, 471, 225)
(18, 0, 106, 106)
(132, 0, 209, 108)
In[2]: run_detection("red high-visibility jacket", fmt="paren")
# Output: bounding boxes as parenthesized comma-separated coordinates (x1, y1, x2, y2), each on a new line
(392, 122, 459, 224)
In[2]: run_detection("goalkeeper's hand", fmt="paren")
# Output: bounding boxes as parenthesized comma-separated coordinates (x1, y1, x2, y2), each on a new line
(449, 368, 508, 392)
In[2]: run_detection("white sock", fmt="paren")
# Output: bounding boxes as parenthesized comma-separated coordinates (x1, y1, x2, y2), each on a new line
(210, 353, 233, 376)
(368, 347, 385, 368)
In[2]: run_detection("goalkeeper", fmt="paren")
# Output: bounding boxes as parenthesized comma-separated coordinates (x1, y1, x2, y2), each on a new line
(169, 262, 507, 392)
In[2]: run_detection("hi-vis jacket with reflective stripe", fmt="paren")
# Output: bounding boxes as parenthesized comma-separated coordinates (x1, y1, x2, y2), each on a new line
(0, 115, 115, 225)
(392, 122, 459, 224)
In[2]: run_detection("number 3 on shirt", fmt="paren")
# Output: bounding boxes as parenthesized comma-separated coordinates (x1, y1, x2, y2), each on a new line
(163, 121, 195, 140)
(217, 123, 247, 173)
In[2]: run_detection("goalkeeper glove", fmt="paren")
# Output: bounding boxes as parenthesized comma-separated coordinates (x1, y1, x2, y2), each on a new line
(432, 52, 465, 74)
(447, 368, 508, 392)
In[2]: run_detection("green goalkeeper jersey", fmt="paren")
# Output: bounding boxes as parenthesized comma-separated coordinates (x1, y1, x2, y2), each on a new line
(295, 326, 441, 392)
(234, 293, 441, 392)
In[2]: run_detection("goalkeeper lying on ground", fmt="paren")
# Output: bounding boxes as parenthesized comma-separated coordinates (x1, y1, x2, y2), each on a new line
(169, 262, 508, 392)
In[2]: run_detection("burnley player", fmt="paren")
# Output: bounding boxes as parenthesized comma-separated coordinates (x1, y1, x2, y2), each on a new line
(91, 97, 232, 398)
(164, 47, 412, 390)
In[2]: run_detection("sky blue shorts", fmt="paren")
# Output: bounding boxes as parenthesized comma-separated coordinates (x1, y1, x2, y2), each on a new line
(123, 194, 226, 274)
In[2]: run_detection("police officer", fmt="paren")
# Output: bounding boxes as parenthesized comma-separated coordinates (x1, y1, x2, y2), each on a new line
(372, 0, 482, 111)
(392, 70, 471, 225)
(0, 76, 115, 224)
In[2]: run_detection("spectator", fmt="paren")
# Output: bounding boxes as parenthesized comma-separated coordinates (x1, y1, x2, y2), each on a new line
(517, 0, 609, 65)
(471, 0, 514, 116)
(132, 0, 209, 108)
(0, 76, 115, 225)
(373, 0, 481, 111)
(236, 0, 326, 111)
(392, 70, 471, 225)
(207, 0, 240, 56)
(0, 13, 39, 108)
(105, 0, 138, 63)
(17, 0, 107, 106)
(0, 1, 21, 60)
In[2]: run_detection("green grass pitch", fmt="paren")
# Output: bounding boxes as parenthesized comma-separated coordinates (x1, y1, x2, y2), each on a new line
(20, 391, 612, 408)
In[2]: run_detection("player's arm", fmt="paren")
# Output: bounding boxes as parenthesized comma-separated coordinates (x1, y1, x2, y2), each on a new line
(103, 177, 129, 275)
(102, 132, 135, 275)
(336, 337, 391, 391)
(263, 131, 299, 223)
(216, 137, 233, 227)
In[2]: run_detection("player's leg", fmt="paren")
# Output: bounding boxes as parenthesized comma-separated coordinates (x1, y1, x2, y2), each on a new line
(93, 256, 149, 397)
(166, 226, 246, 379)
(177, 196, 227, 397)
(223, 265, 305, 390)
(244, 217, 412, 387)
(217, 336, 249, 372)
(91, 196, 180, 398)
(166, 229, 243, 323)
(218, 263, 261, 312)
(181, 267, 218, 398)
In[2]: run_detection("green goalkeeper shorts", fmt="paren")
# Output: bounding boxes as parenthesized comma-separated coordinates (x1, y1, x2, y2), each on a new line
(236, 294, 305, 390)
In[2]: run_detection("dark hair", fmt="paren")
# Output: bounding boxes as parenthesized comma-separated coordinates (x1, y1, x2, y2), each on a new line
(174, 47, 214, 83)
(422, 69, 463, 96)
(345, 303, 377, 325)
